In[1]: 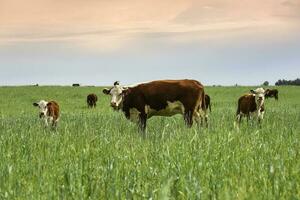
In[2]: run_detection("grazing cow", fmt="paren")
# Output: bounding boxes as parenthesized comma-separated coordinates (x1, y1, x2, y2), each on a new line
(205, 94, 211, 112)
(265, 89, 278, 100)
(87, 93, 98, 108)
(33, 100, 60, 127)
(236, 88, 266, 124)
(103, 80, 207, 132)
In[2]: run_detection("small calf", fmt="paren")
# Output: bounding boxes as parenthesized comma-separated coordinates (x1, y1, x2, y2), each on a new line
(236, 88, 266, 124)
(265, 89, 278, 100)
(87, 93, 98, 108)
(33, 100, 60, 127)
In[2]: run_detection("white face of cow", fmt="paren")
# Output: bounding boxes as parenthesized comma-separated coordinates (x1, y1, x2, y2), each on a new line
(103, 82, 127, 110)
(33, 100, 48, 118)
(250, 88, 266, 106)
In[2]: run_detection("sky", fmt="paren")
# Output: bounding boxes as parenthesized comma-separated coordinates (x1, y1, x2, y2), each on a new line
(0, 0, 300, 86)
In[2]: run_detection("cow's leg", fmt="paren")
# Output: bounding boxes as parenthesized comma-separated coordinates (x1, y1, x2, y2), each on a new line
(258, 111, 264, 123)
(184, 110, 193, 128)
(204, 111, 208, 127)
(236, 113, 242, 124)
(193, 111, 201, 126)
(51, 117, 59, 130)
(52, 117, 58, 127)
(44, 117, 49, 127)
(138, 113, 147, 133)
(51, 120, 57, 129)
(197, 109, 208, 128)
(48, 117, 54, 127)
(246, 114, 250, 123)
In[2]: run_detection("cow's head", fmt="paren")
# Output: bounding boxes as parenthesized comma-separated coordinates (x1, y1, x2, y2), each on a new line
(103, 81, 128, 110)
(33, 100, 48, 118)
(250, 87, 266, 106)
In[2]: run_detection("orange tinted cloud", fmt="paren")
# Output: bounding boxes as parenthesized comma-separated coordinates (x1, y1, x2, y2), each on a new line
(1, 0, 299, 50)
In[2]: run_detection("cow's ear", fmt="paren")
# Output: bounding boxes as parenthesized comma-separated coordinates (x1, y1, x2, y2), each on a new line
(33, 102, 38, 107)
(250, 89, 255, 94)
(114, 81, 120, 86)
(103, 88, 110, 95)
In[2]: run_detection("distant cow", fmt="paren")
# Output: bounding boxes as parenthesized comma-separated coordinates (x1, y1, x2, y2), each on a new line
(72, 83, 80, 87)
(265, 89, 278, 100)
(236, 88, 266, 124)
(33, 100, 60, 127)
(205, 94, 211, 112)
(103, 80, 207, 132)
(87, 93, 98, 108)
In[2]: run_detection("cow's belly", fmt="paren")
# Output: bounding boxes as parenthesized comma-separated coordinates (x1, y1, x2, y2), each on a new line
(128, 101, 185, 122)
(146, 101, 184, 118)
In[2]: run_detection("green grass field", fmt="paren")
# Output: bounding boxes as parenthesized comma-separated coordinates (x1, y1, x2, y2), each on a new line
(0, 86, 299, 199)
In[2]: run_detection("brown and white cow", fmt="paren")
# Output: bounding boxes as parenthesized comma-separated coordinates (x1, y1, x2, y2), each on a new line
(265, 89, 278, 100)
(33, 100, 60, 127)
(205, 94, 211, 112)
(87, 93, 98, 108)
(103, 80, 207, 132)
(236, 88, 266, 124)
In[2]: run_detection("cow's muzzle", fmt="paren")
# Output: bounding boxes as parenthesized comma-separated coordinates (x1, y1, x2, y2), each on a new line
(110, 102, 119, 110)
(39, 113, 45, 118)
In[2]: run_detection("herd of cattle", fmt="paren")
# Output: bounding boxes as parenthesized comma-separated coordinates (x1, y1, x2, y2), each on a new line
(32, 79, 278, 132)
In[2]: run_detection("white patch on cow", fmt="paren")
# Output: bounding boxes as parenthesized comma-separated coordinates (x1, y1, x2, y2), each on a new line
(250, 87, 266, 121)
(35, 100, 48, 116)
(104, 81, 150, 110)
(109, 85, 124, 107)
(145, 101, 185, 118)
(251, 88, 265, 103)
(193, 111, 201, 124)
(256, 108, 264, 121)
(129, 108, 141, 122)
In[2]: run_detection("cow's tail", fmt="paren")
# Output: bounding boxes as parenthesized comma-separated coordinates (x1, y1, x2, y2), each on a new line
(201, 91, 207, 112)
(207, 97, 211, 112)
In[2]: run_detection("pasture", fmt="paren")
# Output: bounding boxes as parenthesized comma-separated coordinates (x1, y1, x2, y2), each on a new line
(0, 85, 299, 199)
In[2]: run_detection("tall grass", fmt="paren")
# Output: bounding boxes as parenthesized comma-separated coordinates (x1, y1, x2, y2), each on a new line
(0, 86, 299, 199)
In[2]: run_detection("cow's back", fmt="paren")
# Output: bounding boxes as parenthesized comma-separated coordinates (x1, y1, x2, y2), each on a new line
(87, 94, 97, 101)
(47, 101, 60, 120)
(135, 79, 204, 111)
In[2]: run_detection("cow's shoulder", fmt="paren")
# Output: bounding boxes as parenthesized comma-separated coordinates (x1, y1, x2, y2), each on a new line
(47, 101, 59, 110)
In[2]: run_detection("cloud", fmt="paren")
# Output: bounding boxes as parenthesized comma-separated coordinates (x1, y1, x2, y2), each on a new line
(278, 0, 300, 18)
(0, 0, 299, 51)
